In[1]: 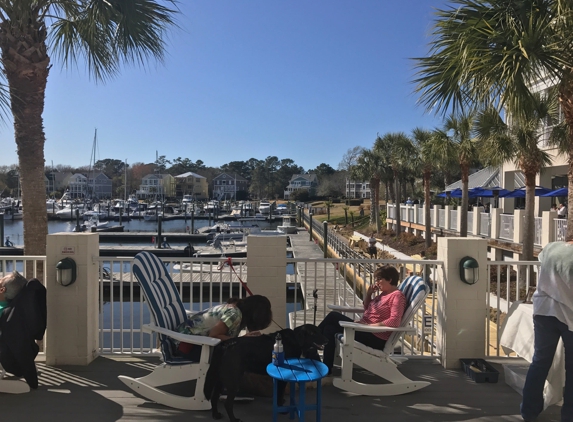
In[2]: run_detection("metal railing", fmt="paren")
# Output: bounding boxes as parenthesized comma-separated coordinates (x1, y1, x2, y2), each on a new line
(450, 210, 458, 231)
(499, 214, 514, 240)
(467, 212, 473, 234)
(0, 256, 47, 284)
(555, 218, 567, 241)
(486, 260, 539, 357)
(438, 209, 445, 228)
(480, 213, 491, 236)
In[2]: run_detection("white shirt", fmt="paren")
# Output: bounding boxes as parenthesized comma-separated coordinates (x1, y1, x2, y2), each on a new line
(533, 241, 573, 331)
(558, 205, 567, 217)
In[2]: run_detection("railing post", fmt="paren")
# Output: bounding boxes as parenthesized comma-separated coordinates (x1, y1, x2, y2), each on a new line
(157, 215, 163, 249)
(541, 210, 557, 246)
(309, 212, 313, 241)
(191, 210, 195, 234)
(513, 209, 525, 244)
(472, 206, 483, 236)
(490, 208, 502, 241)
(323, 221, 328, 258)
(444, 205, 452, 230)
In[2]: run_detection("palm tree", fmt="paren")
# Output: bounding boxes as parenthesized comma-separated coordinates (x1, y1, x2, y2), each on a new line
(439, 112, 479, 237)
(475, 92, 559, 261)
(351, 149, 384, 232)
(377, 132, 415, 236)
(411, 128, 435, 248)
(414, 0, 573, 241)
(0, 1, 177, 256)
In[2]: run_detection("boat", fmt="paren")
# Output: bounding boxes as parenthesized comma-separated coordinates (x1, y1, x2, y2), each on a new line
(275, 203, 288, 215)
(182, 195, 193, 205)
(2, 204, 23, 220)
(55, 203, 86, 220)
(46, 199, 60, 216)
(258, 201, 271, 214)
(277, 215, 298, 234)
(204, 200, 219, 216)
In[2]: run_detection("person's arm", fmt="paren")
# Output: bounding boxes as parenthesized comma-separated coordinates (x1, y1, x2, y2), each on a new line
(207, 320, 233, 341)
(363, 284, 376, 309)
(371, 294, 406, 327)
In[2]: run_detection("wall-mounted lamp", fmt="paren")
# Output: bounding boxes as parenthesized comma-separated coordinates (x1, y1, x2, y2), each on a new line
(56, 257, 77, 287)
(459, 256, 479, 285)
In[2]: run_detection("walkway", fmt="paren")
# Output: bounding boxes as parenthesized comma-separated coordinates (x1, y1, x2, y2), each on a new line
(0, 356, 561, 421)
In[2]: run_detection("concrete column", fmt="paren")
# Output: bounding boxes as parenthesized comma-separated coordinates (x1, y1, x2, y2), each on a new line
(513, 209, 525, 244)
(490, 208, 502, 240)
(472, 206, 483, 236)
(46, 233, 99, 366)
(437, 237, 488, 369)
(247, 235, 287, 331)
(444, 205, 452, 229)
(541, 210, 558, 246)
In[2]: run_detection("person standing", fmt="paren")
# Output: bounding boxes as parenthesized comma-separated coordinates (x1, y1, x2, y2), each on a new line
(558, 202, 567, 219)
(521, 240, 573, 422)
(368, 233, 377, 259)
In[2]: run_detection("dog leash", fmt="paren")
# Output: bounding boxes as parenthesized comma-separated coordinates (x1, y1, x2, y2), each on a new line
(224, 257, 284, 330)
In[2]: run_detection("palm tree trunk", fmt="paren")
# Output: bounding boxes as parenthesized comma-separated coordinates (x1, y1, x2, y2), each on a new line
(460, 163, 469, 237)
(394, 171, 401, 236)
(522, 172, 536, 261)
(424, 170, 432, 248)
(1, 21, 50, 258)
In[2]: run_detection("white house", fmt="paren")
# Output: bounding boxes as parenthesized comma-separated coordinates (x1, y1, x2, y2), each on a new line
(345, 179, 371, 199)
(284, 174, 318, 199)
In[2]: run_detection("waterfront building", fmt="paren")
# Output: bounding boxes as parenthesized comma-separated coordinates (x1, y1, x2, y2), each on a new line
(137, 173, 176, 199)
(174, 172, 208, 200)
(212, 173, 248, 200)
(284, 174, 318, 200)
(345, 178, 371, 199)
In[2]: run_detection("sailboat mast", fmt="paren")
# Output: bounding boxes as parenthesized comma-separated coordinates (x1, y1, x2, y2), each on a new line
(124, 159, 128, 202)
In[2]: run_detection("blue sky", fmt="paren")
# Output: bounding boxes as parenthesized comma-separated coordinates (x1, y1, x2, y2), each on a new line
(0, 0, 449, 171)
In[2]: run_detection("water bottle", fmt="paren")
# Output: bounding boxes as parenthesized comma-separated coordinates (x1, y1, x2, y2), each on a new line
(272, 333, 284, 366)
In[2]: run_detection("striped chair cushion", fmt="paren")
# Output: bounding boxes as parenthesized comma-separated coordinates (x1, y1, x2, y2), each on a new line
(133, 252, 189, 365)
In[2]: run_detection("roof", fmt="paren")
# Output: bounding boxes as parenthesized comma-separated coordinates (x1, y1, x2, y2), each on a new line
(445, 167, 500, 191)
(289, 173, 318, 183)
(213, 172, 247, 182)
(175, 172, 206, 179)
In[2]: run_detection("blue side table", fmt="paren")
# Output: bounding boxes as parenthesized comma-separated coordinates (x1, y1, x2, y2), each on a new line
(266, 358, 329, 422)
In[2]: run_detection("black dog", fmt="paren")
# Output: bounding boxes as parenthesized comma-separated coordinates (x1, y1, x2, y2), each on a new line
(204, 324, 327, 422)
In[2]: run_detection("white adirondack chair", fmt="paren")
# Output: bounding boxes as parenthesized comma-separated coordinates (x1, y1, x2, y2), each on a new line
(328, 275, 431, 396)
(118, 251, 220, 410)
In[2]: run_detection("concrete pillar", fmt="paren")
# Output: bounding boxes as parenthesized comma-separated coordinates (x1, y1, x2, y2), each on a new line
(444, 205, 452, 229)
(247, 235, 287, 332)
(513, 209, 525, 244)
(472, 206, 483, 236)
(541, 210, 558, 246)
(46, 233, 99, 366)
(437, 237, 488, 369)
(490, 208, 502, 240)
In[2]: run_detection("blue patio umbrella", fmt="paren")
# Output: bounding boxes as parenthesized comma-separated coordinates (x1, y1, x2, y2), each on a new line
(470, 186, 511, 197)
(437, 188, 462, 198)
(501, 186, 553, 198)
(540, 187, 568, 197)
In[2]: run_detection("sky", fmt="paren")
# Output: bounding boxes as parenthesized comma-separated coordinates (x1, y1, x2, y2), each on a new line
(0, 0, 451, 171)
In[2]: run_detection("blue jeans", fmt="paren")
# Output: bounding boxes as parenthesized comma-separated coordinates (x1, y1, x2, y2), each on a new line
(521, 315, 573, 422)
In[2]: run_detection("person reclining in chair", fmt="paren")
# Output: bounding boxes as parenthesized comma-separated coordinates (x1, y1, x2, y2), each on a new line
(318, 265, 406, 374)
(174, 295, 273, 362)
(0, 271, 27, 318)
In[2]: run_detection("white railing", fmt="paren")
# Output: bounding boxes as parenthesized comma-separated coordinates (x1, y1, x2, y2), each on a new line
(94, 254, 443, 359)
(555, 218, 567, 241)
(467, 212, 473, 234)
(534, 217, 542, 246)
(438, 209, 445, 228)
(480, 213, 491, 236)
(0, 256, 47, 284)
(400, 206, 407, 221)
(407, 207, 414, 223)
(388, 204, 395, 219)
(499, 214, 514, 240)
(450, 210, 458, 231)
(430, 210, 435, 227)
(486, 260, 539, 357)
(417, 208, 424, 225)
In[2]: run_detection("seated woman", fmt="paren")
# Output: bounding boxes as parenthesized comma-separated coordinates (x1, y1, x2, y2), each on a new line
(175, 294, 272, 361)
(318, 265, 406, 374)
